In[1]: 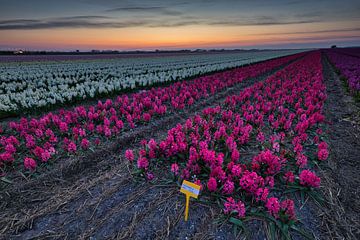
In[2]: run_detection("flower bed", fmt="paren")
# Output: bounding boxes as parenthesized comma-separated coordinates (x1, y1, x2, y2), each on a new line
(0, 53, 305, 177)
(0, 50, 304, 113)
(325, 49, 360, 94)
(127, 51, 327, 236)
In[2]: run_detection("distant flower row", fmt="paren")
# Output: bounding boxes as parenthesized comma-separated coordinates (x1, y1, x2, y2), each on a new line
(0, 50, 303, 113)
(325, 49, 360, 93)
(332, 47, 360, 58)
(0, 53, 148, 63)
(0, 52, 304, 176)
(127, 51, 328, 225)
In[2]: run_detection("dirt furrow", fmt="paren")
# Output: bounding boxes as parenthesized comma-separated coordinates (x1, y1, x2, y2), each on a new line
(315, 54, 360, 239)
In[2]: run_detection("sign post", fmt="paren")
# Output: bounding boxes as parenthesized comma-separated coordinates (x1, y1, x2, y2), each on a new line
(180, 180, 201, 221)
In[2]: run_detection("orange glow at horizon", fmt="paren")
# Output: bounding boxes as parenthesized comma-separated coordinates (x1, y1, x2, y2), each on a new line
(1, 20, 360, 50)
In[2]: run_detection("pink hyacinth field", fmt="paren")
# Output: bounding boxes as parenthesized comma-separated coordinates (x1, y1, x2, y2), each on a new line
(1, 1, 360, 238)
(0, 48, 359, 239)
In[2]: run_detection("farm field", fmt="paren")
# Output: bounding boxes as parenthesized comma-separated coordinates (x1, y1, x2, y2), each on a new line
(0, 48, 359, 239)
(0, 49, 302, 116)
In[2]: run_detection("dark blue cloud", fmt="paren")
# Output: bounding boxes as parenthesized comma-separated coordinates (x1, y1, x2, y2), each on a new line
(1, 0, 359, 21)
(105, 6, 183, 16)
(253, 28, 360, 36)
(0, 16, 147, 30)
(0, 13, 324, 30)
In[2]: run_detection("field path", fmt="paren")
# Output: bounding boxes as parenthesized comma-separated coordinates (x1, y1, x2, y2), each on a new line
(312, 54, 360, 239)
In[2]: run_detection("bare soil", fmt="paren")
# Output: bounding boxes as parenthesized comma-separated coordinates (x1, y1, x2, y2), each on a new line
(313, 54, 360, 239)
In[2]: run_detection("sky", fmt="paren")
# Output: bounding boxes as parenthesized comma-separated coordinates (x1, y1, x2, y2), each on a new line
(0, 0, 359, 51)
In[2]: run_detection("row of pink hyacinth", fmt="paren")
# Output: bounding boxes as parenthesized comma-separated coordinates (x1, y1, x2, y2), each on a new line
(126, 51, 328, 223)
(325, 48, 360, 93)
(0, 52, 305, 175)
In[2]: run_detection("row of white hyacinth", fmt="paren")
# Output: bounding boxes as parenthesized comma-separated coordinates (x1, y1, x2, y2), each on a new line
(0, 50, 303, 112)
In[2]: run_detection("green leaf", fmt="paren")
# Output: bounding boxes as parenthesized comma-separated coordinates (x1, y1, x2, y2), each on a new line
(284, 189, 299, 194)
(229, 217, 249, 237)
(282, 224, 290, 240)
(269, 222, 276, 240)
(229, 217, 245, 228)
(233, 225, 239, 236)
(308, 191, 325, 204)
(300, 190, 305, 203)
(251, 212, 290, 240)
(291, 225, 315, 240)
(19, 171, 29, 181)
(287, 185, 306, 190)
(0, 177, 12, 184)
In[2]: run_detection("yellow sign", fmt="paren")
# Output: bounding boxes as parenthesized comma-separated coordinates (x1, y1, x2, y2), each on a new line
(180, 180, 201, 221)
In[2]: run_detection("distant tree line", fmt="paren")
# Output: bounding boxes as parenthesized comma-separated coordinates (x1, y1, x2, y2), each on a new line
(0, 48, 304, 56)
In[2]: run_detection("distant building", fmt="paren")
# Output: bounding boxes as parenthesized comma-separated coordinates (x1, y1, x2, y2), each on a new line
(14, 50, 24, 54)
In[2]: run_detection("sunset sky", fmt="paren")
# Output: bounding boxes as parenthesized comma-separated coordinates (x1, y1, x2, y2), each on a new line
(0, 0, 359, 50)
